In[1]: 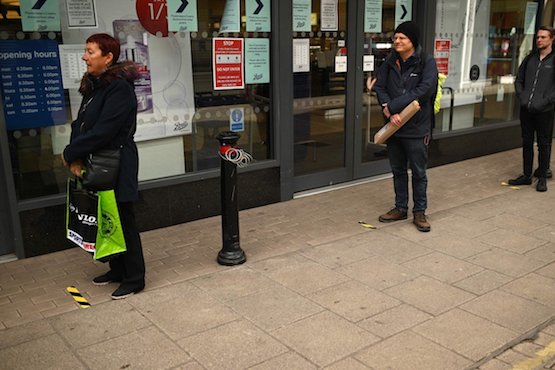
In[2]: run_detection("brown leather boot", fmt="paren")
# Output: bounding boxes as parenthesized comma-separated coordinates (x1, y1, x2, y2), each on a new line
(379, 208, 408, 223)
(413, 212, 431, 232)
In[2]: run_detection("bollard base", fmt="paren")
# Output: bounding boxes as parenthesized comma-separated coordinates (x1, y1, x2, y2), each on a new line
(217, 249, 247, 266)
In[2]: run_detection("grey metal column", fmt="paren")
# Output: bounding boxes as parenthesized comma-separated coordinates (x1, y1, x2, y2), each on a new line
(274, 0, 294, 201)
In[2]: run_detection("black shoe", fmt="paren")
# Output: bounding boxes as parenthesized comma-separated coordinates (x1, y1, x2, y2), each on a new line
(537, 177, 547, 192)
(111, 284, 144, 300)
(533, 168, 553, 178)
(508, 175, 532, 186)
(92, 272, 122, 286)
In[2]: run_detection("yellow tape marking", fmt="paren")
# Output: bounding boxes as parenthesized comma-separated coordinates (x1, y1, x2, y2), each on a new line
(358, 221, 376, 229)
(510, 186, 520, 190)
(66, 286, 91, 309)
(501, 182, 509, 186)
(512, 340, 555, 370)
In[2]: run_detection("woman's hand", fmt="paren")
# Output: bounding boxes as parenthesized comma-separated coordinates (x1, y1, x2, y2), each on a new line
(69, 160, 84, 177)
(61, 153, 68, 167)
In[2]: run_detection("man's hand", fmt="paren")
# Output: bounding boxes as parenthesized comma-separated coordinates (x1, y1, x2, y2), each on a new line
(382, 104, 391, 119)
(390, 113, 402, 127)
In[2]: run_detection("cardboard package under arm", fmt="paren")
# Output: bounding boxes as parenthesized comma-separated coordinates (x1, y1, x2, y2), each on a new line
(373, 100, 421, 144)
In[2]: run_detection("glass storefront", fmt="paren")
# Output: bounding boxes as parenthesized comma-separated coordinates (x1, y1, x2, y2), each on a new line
(0, 0, 551, 258)
(432, 0, 540, 133)
(0, 0, 273, 201)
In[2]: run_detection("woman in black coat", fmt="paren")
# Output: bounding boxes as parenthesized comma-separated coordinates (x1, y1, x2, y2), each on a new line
(62, 33, 145, 299)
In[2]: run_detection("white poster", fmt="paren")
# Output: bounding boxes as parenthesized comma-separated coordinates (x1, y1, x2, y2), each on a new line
(220, 0, 241, 33)
(58, 44, 88, 90)
(293, 38, 310, 72)
(320, 0, 338, 31)
(365, 0, 382, 33)
(395, 0, 412, 28)
(66, 0, 98, 28)
(59, 0, 196, 140)
(435, 0, 489, 94)
(524, 2, 538, 35)
(363, 55, 374, 72)
(293, 0, 311, 32)
(335, 55, 347, 72)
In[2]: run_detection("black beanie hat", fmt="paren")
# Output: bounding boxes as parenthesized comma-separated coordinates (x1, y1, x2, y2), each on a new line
(394, 21, 419, 48)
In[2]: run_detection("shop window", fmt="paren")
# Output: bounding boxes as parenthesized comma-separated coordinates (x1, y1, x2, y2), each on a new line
(0, 0, 273, 200)
(433, 0, 539, 134)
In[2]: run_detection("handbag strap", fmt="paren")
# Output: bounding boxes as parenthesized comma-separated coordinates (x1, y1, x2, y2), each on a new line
(79, 95, 137, 149)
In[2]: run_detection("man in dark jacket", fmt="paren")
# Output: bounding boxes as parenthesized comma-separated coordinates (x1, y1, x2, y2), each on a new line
(508, 26, 555, 192)
(374, 21, 438, 232)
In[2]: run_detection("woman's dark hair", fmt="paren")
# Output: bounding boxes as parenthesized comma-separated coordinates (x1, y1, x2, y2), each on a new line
(86, 33, 120, 64)
(538, 26, 555, 38)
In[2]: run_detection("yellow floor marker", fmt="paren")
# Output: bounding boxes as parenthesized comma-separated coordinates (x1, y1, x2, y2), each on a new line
(358, 221, 376, 229)
(512, 341, 555, 370)
(66, 286, 91, 309)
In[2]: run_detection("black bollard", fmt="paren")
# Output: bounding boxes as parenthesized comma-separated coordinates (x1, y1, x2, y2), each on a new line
(216, 131, 246, 266)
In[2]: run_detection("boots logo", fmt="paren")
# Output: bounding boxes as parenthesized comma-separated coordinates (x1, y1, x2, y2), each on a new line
(100, 211, 117, 237)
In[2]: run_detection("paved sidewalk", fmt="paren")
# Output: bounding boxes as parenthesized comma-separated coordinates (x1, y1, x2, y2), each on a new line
(1, 148, 555, 369)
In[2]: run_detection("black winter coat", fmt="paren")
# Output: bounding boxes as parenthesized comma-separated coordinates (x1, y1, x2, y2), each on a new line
(374, 46, 438, 138)
(515, 49, 555, 113)
(63, 62, 140, 202)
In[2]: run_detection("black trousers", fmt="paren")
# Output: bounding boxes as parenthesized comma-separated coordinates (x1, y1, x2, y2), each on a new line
(109, 202, 145, 290)
(520, 108, 555, 178)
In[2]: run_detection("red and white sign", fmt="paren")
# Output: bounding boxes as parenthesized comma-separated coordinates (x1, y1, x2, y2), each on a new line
(213, 38, 244, 90)
(136, 0, 169, 37)
(434, 39, 450, 75)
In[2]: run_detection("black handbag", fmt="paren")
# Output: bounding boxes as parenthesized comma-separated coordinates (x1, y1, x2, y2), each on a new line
(81, 148, 121, 191)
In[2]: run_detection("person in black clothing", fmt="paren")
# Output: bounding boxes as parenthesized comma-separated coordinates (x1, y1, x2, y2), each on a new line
(508, 26, 555, 192)
(62, 33, 145, 299)
(374, 21, 438, 232)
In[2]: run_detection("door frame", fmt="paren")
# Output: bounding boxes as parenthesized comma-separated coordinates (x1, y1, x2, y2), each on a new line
(278, 0, 433, 198)
(0, 103, 25, 258)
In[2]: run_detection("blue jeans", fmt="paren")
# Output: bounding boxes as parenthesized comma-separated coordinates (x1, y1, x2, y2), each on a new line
(387, 137, 429, 213)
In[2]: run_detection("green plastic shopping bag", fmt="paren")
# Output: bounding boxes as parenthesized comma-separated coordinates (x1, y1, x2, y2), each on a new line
(94, 189, 127, 262)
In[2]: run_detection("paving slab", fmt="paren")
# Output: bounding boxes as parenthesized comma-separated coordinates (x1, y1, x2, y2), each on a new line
(461, 290, 553, 332)
(413, 308, 517, 361)
(126, 282, 240, 340)
(0, 334, 86, 370)
(467, 248, 548, 277)
(249, 352, 318, 369)
(500, 273, 555, 308)
(0, 319, 54, 350)
(354, 330, 472, 370)
(76, 326, 189, 370)
(307, 280, 401, 323)
(358, 304, 433, 339)
(225, 285, 324, 331)
(402, 251, 484, 283)
(272, 311, 380, 367)
(177, 320, 288, 370)
(48, 300, 151, 349)
(384, 276, 476, 315)
(337, 256, 420, 291)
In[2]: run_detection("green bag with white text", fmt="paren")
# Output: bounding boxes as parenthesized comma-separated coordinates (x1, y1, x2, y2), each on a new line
(94, 190, 126, 262)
